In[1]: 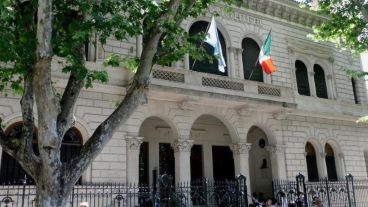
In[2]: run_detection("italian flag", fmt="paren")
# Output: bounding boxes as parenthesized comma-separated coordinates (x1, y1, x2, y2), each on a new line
(259, 31, 276, 75)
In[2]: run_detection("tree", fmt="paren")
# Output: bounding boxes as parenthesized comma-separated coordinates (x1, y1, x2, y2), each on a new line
(0, 0, 238, 206)
(301, 0, 368, 74)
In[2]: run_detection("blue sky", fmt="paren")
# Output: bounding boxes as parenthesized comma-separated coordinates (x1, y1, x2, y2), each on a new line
(362, 53, 368, 71)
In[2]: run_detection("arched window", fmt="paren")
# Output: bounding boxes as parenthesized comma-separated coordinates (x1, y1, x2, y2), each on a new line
(325, 144, 337, 181)
(295, 60, 310, 96)
(314, 64, 328, 99)
(0, 123, 37, 184)
(352, 78, 360, 104)
(189, 21, 227, 76)
(242, 38, 263, 82)
(61, 127, 83, 163)
(305, 142, 319, 181)
(0, 124, 83, 184)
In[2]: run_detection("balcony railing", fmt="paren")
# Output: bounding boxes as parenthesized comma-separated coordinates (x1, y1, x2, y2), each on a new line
(151, 66, 295, 104)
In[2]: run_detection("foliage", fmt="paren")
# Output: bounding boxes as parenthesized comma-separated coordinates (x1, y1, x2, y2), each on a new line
(301, 0, 368, 54)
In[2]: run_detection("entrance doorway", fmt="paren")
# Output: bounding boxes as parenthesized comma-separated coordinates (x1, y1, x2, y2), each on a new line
(212, 146, 235, 181)
(138, 117, 176, 185)
(191, 145, 204, 181)
(247, 126, 273, 201)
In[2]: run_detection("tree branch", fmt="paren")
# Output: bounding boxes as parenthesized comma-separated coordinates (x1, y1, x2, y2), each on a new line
(57, 47, 86, 137)
(66, 0, 184, 185)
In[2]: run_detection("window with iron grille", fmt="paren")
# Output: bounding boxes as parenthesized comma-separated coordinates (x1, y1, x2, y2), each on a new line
(325, 144, 338, 181)
(242, 38, 263, 82)
(352, 78, 360, 104)
(189, 21, 228, 76)
(305, 142, 319, 182)
(314, 64, 328, 99)
(0, 123, 83, 184)
(295, 60, 310, 96)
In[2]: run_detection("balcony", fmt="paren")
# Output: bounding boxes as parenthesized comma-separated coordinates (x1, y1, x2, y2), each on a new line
(150, 66, 295, 105)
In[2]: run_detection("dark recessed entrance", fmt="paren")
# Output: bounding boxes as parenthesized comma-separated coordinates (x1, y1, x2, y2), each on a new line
(212, 146, 235, 181)
(191, 145, 204, 181)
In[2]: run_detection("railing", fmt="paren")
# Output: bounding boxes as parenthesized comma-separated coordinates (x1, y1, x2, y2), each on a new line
(151, 66, 294, 104)
(273, 173, 368, 207)
(0, 174, 248, 207)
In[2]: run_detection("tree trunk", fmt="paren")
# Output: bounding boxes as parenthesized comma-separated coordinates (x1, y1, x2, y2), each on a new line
(35, 177, 73, 207)
(36, 185, 71, 207)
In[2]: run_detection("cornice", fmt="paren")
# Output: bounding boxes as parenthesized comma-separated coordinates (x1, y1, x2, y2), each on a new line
(238, 0, 327, 28)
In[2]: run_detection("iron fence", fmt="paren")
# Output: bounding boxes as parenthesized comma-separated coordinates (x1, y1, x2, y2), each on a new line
(273, 173, 368, 207)
(0, 174, 248, 207)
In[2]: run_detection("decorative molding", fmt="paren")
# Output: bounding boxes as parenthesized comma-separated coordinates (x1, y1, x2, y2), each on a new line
(266, 145, 287, 155)
(209, 5, 262, 26)
(320, 152, 327, 158)
(156, 127, 171, 139)
(190, 129, 207, 140)
(230, 143, 252, 155)
(178, 99, 197, 111)
(125, 136, 144, 150)
(287, 38, 333, 60)
(172, 139, 194, 152)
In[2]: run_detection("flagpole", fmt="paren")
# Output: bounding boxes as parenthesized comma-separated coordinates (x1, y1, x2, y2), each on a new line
(249, 28, 272, 80)
(191, 17, 214, 71)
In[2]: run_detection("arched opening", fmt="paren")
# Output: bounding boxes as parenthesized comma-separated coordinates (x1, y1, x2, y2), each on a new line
(242, 38, 263, 82)
(189, 21, 228, 76)
(305, 142, 319, 181)
(314, 64, 328, 99)
(325, 143, 337, 181)
(0, 123, 83, 184)
(138, 117, 175, 185)
(247, 126, 273, 201)
(352, 78, 360, 104)
(295, 60, 310, 96)
(190, 115, 234, 181)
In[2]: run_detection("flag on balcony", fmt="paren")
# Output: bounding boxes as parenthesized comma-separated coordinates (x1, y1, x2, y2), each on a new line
(259, 31, 276, 75)
(205, 16, 226, 73)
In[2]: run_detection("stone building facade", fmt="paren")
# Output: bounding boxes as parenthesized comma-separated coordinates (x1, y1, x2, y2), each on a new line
(1, 0, 368, 200)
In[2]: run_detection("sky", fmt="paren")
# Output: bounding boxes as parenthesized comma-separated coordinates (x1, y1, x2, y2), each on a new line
(362, 53, 368, 71)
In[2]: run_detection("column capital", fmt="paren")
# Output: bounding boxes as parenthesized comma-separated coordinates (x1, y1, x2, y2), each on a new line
(266, 144, 287, 155)
(172, 139, 194, 152)
(320, 152, 327, 158)
(125, 136, 144, 150)
(230, 143, 252, 155)
(309, 71, 315, 76)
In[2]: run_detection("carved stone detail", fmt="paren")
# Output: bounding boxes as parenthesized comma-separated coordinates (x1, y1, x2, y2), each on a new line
(125, 136, 144, 150)
(172, 139, 194, 152)
(230, 143, 252, 155)
(266, 145, 287, 155)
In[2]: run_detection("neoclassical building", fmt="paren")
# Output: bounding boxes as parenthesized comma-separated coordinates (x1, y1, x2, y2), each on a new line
(1, 0, 368, 200)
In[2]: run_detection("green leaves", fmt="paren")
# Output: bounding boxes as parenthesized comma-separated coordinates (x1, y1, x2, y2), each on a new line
(306, 0, 368, 54)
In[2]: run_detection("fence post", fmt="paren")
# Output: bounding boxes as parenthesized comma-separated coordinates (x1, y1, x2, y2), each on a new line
(325, 178, 331, 207)
(296, 173, 307, 207)
(346, 174, 356, 207)
(236, 174, 248, 207)
(21, 175, 27, 207)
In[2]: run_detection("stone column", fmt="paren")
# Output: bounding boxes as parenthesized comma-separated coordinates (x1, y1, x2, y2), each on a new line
(136, 35, 143, 57)
(230, 142, 252, 203)
(338, 153, 346, 179)
(326, 74, 334, 99)
(266, 145, 287, 179)
(237, 48, 244, 79)
(319, 152, 328, 178)
(228, 47, 236, 78)
(125, 136, 144, 184)
(172, 139, 194, 184)
(309, 71, 317, 97)
(184, 54, 190, 70)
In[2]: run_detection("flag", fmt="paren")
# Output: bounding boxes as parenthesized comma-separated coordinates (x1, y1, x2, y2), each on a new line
(204, 16, 226, 73)
(259, 31, 276, 75)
